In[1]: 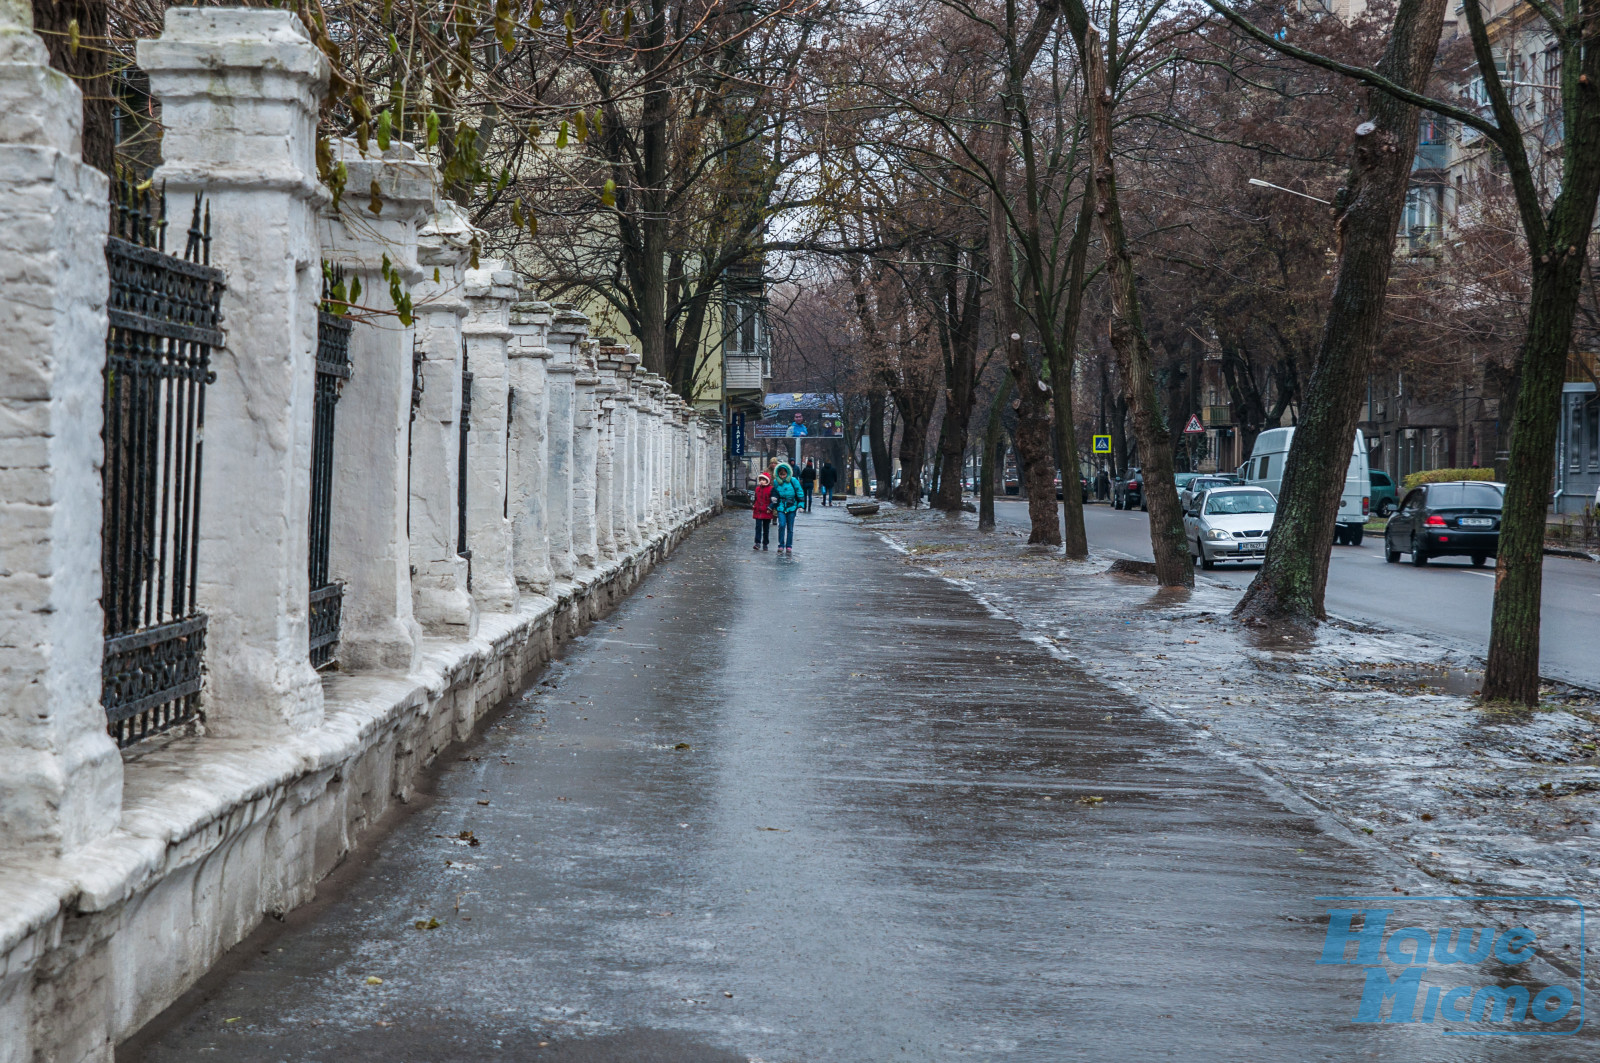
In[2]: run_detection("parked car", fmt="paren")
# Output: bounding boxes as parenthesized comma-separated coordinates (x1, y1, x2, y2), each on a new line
(1383, 480, 1504, 566)
(1054, 473, 1090, 501)
(1004, 471, 1020, 495)
(1179, 473, 1243, 513)
(1369, 470, 1398, 517)
(1174, 472, 1199, 495)
(1112, 469, 1144, 510)
(1184, 486, 1277, 569)
(1242, 427, 1370, 545)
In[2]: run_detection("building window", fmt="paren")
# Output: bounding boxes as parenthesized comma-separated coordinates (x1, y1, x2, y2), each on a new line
(1588, 399, 1599, 472)
(740, 303, 757, 354)
(1570, 397, 1583, 472)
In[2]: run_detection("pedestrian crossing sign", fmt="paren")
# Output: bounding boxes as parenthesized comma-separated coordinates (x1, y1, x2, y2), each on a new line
(1184, 414, 1205, 434)
(1092, 435, 1111, 454)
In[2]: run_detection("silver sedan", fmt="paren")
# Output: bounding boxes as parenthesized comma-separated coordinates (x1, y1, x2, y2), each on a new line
(1183, 487, 1278, 570)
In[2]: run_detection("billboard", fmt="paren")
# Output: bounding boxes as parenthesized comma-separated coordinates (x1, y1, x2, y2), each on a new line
(754, 392, 844, 439)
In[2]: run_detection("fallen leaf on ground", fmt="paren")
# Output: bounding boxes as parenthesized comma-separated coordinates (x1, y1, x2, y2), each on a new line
(674, 742, 692, 750)
(414, 917, 441, 930)
(366, 976, 384, 986)
(758, 826, 789, 832)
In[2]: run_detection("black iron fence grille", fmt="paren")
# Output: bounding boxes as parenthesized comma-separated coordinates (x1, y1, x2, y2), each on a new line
(101, 185, 224, 748)
(309, 281, 352, 670)
(457, 344, 472, 584)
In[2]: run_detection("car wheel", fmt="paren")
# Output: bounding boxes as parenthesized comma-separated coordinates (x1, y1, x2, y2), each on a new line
(1349, 526, 1364, 547)
(1410, 534, 1429, 566)
(1334, 527, 1347, 546)
(1139, 498, 1147, 512)
(1472, 554, 1487, 568)
(1200, 547, 1214, 570)
(1385, 540, 1400, 564)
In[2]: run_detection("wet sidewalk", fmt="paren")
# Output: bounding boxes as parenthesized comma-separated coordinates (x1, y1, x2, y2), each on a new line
(125, 508, 1589, 1062)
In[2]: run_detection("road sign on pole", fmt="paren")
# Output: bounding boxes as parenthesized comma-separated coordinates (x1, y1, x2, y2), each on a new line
(1183, 414, 1205, 435)
(1092, 434, 1111, 454)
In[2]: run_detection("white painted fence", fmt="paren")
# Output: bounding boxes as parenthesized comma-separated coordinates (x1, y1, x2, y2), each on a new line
(0, 9, 721, 1061)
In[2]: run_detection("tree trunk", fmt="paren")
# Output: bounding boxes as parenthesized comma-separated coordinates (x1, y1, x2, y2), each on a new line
(869, 392, 892, 500)
(1074, 25, 1188, 586)
(892, 395, 934, 507)
(989, 179, 1058, 543)
(932, 262, 982, 513)
(980, 374, 1013, 531)
(1477, 0, 1600, 703)
(1232, 0, 1448, 624)
(1484, 260, 1586, 702)
(635, 0, 670, 378)
(1049, 191, 1096, 559)
(34, 0, 113, 175)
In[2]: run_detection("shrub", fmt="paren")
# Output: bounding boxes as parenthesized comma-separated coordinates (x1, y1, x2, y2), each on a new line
(1400, 467, 1501, 492)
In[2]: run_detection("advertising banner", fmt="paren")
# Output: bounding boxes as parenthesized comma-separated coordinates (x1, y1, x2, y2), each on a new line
(755, 393, 844, 439)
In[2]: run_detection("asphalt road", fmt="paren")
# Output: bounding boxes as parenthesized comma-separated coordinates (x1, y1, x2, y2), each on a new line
(994, 498, 1600, 689)
(119, 510, 1588, 1062)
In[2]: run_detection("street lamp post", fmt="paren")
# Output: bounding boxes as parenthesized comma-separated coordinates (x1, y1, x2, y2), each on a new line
(1247, 177, 1332, 206)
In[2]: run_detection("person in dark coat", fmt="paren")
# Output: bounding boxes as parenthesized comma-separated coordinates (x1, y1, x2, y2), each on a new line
(819, 461, 838, 506)
(799, 460, 817, 512)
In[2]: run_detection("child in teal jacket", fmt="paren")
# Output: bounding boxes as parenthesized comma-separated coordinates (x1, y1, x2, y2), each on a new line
(771, 463, 804, 554)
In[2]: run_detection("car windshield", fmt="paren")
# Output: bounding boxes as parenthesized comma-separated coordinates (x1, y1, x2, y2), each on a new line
(1205, 491, 1276, 515)
(1428, 483, 1503, 510)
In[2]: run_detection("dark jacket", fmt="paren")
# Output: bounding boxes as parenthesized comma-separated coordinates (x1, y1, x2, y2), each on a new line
(819, 464, 837, 487)
(799, 465, 817, 487)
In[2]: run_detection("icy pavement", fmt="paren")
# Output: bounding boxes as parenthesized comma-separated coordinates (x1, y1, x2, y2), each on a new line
(864, 507, 1600, 938)
(123, 509, 1596, 1062)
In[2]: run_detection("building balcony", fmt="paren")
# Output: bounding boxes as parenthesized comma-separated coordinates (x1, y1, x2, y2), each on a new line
(1201, 405, 1233, 427)
(725, 354, 764, 392)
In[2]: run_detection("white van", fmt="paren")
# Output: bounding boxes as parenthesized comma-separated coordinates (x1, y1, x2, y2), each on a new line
(1241, 427, 1371, 545)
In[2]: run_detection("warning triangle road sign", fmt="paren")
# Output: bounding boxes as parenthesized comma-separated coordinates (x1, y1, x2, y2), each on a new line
(1183, 413, 1205, 434)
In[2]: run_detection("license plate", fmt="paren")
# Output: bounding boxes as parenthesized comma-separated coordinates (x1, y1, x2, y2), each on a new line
(1459, 517, 1492, 528)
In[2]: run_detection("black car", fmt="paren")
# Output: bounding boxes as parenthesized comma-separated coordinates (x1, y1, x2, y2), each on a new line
(1055, 473, 1091, 502)
(1383, 481, 1504, 566)
(1113, 469, 1144, 510)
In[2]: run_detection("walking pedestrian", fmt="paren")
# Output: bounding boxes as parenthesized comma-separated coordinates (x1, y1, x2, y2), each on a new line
(1095, 468, 1110, 501)
(752, 472, 773, 551)
(799, 460, 817, 512)
(772, 462, 804, 554)
(819, 461, 837, 506)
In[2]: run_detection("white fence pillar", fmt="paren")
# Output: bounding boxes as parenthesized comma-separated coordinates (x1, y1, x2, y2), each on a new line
(0, 5, 120, 853)
(318, 142, 432, 672)
(409, 205, 476, 637)
(141, 8, 329, 737)
(594, 344, 629, 560)
(642, 376, 666, 534)
(545, 308, 586, 583)
(572, 341, 601, 570)
(508, 297, 552, 595)
(463, 261, 519, 612)
(621, 367, 643, 547)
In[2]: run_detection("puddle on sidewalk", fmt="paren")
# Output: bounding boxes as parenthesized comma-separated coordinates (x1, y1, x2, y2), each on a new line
(1338, 662, 1486, 697)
